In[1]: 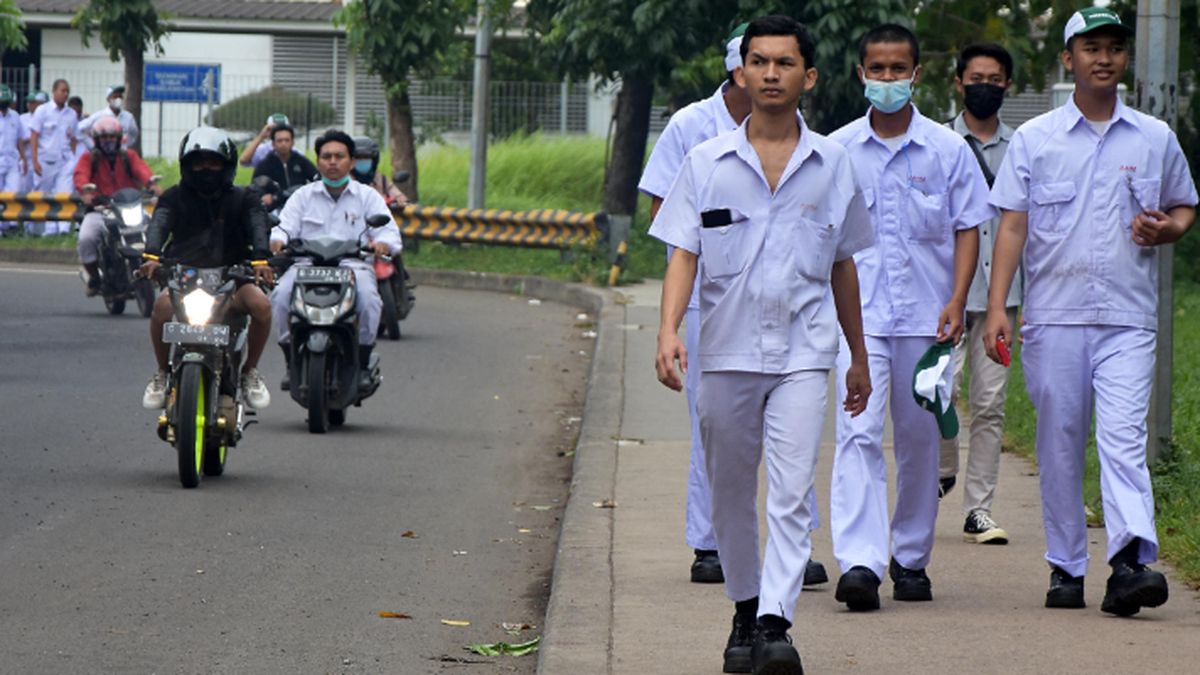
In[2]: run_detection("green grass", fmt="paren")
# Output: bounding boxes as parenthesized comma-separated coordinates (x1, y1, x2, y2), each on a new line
(998, 282, 1200, 585)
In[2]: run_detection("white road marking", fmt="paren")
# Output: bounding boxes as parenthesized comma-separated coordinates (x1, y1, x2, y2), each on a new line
(0, 265, 77, 276)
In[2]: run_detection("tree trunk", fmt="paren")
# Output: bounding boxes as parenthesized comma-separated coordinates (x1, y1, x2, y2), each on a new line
(601, 73, 653, 216)
(386, 83, 418, 202)
(123, 47, 144, 155)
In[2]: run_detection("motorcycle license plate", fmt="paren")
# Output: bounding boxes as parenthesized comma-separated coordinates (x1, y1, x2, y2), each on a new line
(296, 266, 352, 282)
(163, 322, 230, 346)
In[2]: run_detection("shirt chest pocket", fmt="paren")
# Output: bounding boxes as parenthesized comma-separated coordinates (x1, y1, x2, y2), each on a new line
(794, 217, 836, 281)
(698, 208, 754, 280)
(1029, 181, 1076, 235)
(905, 188, 949, 243)
(1122, 177, 1162, 230)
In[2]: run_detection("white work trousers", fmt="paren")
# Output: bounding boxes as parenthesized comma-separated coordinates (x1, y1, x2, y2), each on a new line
(831, 335, 941, 579)
(272, 260, 381, 347)
(34, 158, 75, 235)
(938, 308, 1018, 515)
(1022, 324, 1159, 577)
(698, 369, 826, 623)
(0, 158, 20, 232)
(76, 212, 106, 265)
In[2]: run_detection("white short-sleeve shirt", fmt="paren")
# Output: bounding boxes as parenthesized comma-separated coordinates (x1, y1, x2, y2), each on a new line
(271, 179, 403, 256)
(649, 113, 875, 374)
(0, 109, 22, 163)
(830, 105, 995, 337)
(639, 83, 740, 311)
(30, 102, 78, 163)
(990, 96, 1198, 330)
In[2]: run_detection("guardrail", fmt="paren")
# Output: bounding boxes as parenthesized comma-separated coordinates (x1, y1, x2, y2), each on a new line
(0, 192, 86, 222)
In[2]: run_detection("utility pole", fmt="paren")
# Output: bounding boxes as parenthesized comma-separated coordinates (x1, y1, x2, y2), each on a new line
(467, 0, 492, 209)
(1134, 0, 1181, 464)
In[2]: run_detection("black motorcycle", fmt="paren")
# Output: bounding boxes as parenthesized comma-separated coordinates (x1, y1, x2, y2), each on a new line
(149, 260, 258, 488)
(274, 215, 392, 433)
(84, 186, 158, 317)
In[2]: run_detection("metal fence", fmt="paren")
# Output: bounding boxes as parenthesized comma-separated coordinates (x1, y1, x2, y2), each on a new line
(2, 67, 593, 158)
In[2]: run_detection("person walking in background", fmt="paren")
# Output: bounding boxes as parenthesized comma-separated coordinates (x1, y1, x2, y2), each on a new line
(984, 6, 1197, 616)
(937, 42, 1021, 546)
(827, 23, 990, 611)
(29, 79, 78, 236)
(652, 16, 873, 674)
(19, 90, 47, 236)
(0, 85, 24, 237)
(78, 85, 139, 151)
(68, 96, 87, 164)
(638, 21, 829, 589)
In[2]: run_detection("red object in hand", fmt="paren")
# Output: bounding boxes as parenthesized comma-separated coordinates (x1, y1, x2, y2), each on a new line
(996, 337, 1011, 368)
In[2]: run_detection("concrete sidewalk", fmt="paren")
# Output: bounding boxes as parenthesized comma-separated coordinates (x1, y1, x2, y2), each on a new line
(541, 279, 1200, 674)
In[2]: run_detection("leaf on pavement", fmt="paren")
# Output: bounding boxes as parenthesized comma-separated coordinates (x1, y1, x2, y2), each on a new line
(501, 622, 534, 634)
(592, 500, 617, 508)
(441, 619, 471, 627)
(401, 530, 418, 538)
(464, 636, 540, 657)
(378, 611, 412, 619)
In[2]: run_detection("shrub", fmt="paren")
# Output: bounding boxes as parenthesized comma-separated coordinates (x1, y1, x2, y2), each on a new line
(211, 85, 336, 132)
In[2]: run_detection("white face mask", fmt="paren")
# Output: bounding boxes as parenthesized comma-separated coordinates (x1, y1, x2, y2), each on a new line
(110, 97, 123, 112)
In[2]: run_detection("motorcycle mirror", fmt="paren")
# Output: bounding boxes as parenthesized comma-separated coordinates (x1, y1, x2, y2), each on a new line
(253, 175, 280, 193)
(148, 175, 163, 184)
(268, 212, 282, 227)
(393, 171, 411, 185)
(365, 214, 392, 229)
(81, 183, 97, 192)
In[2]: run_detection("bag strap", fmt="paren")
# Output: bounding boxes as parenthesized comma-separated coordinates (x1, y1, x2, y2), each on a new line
(963, 134, 995, 188)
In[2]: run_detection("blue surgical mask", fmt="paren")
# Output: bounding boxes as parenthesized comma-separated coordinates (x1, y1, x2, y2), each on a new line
(322, 174, 351, 188)
(354, 159, 374, 176)
(864, 78, 913, 114)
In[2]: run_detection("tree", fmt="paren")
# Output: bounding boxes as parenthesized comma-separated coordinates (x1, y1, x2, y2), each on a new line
(530, 0, 724, 216)
(335, 0, 480, 202)
(0, 0, 28, 66)
(72, 0, 170, 154)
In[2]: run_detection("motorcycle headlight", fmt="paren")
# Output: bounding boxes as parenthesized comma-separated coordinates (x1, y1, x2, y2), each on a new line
(119, 205, 144, 227)
(182, 288, 215, 325)
(300, 286, 356, 326)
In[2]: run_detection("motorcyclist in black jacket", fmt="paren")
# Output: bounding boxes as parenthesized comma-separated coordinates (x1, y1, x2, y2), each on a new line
(138, 126, 275, 411)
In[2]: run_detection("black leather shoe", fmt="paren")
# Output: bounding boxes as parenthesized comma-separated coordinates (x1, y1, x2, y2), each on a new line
(835, 566, 881, 611)
(803, 559, 828, 586)
(1101, 561, 1168, 617)
(1045, 566, 1085, 608)
(889, 558, 933, 602)
(692, 549, 724, 583)
(938, 475, 957, 500)
(751, 615, 803, 675)
(722, 612, 754, 673)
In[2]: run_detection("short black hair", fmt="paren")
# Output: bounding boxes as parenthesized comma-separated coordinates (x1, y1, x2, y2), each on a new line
(315, 129, 355, 157)
(67, 96, 82, 108)
(51, 78, 69, 92)
(740, 15, 817, 71)
(956, 43, 1013, 80)
(270, 124, 295, 142)
(858, 23, 920, 67)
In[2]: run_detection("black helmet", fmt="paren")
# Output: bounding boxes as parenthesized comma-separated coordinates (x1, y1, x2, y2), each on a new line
(178, 126, 237, 194)
(350, 135, 380, 183)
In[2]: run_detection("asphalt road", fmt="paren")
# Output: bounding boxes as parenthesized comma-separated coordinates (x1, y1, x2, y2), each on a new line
(0, 264, 591, 674)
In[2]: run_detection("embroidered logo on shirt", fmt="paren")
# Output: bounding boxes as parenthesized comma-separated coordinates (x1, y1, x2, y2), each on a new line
(1119, 165, 1138, 173)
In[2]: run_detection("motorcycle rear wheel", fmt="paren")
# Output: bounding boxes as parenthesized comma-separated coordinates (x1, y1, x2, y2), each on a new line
(175, 364, 207, 488)
(104, 295, 126, 315)
(306, 352, 330, 434)
(134, 278, 156, 318)
(378, 281, 401, 340)
(329, 408, 346, 427)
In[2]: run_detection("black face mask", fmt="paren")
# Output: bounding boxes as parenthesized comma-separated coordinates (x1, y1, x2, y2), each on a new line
(186, 169, 226, 196)
(963, 83, 1006, 120)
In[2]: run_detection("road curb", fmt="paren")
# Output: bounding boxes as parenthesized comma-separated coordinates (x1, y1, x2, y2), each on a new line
(0, 247, 622, 673)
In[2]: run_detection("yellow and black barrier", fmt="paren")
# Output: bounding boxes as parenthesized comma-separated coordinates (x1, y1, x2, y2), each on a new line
(0, 192, 86, 222)
(391, 204, 605, 250)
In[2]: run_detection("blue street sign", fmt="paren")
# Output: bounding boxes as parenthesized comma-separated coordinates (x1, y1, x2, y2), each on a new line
(144, 63, 221, 103)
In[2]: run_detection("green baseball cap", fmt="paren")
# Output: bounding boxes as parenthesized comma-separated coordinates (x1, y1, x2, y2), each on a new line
(0, 85, 13, 103)
(26, 90, 48, 104)
(1063, 6, 1132, 44)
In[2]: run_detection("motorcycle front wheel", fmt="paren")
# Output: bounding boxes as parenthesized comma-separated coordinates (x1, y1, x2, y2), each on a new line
(133, 278, 156, 318)
(103, 295, 126, 315)
(175, 363, 207, 488)
(306, 352, 330, 434)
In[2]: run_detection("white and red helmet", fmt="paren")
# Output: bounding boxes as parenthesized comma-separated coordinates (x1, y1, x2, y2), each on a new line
(91, 116, 123, 141)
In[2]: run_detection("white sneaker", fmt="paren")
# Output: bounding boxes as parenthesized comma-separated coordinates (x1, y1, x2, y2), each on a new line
(240, 368, 271, 410)
(142, 370, 169, 409)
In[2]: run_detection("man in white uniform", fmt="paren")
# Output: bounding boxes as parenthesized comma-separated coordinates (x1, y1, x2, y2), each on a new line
(638, 23, 830, 588)
(653, 16, 873, 674)
(270, 130, 401, 389)
(937, 42, 1021, 546)
(0, 85, 25, 236)
(29, 79, 78, 236)
(984, 7, 1197, 616)
(78, 85, 140, 151)
(828, 23, 991, 611)
(19, 90, 47, 235)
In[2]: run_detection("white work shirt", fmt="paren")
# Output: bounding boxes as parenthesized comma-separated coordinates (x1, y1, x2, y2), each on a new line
(29, 102, 77, 163)
(650, 112, 875, 374)
(947, 113, 1021, 311)
(0, 109, 22, 164)
(990, 96, 1198, 330)
(830, 105, 994, 337)
(270, 178, 403, 255)
(639, 83, 741, 311)
(77, 108, 140, 150)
